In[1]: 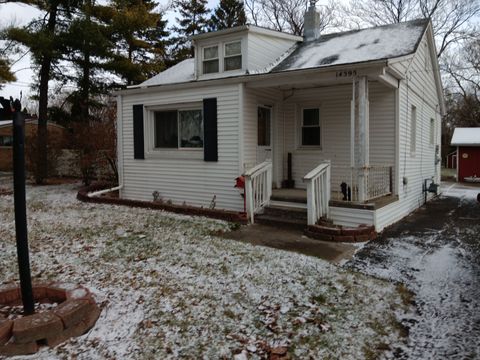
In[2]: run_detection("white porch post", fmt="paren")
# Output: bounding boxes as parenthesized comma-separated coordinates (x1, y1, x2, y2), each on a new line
(357, 76, 370, 202)
(350, 78, 356, 193)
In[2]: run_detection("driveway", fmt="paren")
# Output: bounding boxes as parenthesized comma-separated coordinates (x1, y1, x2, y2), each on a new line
(345, 182, 480, 359)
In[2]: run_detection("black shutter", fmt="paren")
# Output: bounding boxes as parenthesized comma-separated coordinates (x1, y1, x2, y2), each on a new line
(203, 98, 218, 162)
(133, 104, 144, 159)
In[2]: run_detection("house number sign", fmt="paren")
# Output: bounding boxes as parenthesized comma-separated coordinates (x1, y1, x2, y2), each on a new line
(336, 70, 357, 78)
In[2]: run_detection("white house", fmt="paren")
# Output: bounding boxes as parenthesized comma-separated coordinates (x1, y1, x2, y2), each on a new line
(115, 5, 444, 232)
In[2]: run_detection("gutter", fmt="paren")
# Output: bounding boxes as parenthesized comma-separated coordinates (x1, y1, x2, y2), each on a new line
(114, 59, 389, 96)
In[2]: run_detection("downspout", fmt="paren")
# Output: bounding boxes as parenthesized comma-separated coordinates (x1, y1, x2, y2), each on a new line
(88, 185, 123, 198)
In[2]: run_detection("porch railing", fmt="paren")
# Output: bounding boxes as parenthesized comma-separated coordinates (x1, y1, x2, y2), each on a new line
(331, 165, 393, 202)
(304, 161, 331, 226)
(244, 160, 272, 224)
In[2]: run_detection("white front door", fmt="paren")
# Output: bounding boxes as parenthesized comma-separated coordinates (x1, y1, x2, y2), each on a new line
(256, 106, 272, 163)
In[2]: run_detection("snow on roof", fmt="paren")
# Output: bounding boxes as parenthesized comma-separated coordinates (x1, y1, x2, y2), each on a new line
(0, 120, 11, 127)
(273, 19, 428, 72)
(135, 19, 428, 89)
(139, 59, 195, 87)
(451, 127, 480, 146)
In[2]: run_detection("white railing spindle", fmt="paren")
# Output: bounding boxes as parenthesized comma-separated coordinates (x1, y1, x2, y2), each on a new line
(244, 161, 273, 224)
(304, 160, 331, 226)
(331, 165, 393, 202)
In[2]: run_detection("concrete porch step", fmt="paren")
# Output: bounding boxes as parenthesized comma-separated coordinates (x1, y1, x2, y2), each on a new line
(255, 214, 307, 232)
(255, 202, 308, 231)
(270, 189, 307, 204)
(269, 200, 307, 209)
(263, 205, 308, 221)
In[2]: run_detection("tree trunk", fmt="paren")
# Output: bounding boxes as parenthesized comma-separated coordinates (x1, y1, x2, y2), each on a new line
(35, 3, 58, 184)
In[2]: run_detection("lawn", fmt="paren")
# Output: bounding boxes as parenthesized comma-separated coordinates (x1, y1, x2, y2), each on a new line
(0, 183, 410, 359)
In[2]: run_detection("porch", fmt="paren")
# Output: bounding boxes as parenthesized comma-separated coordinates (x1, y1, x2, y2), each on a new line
(241, 69, 399, 229)
(270, 188, 398, 211)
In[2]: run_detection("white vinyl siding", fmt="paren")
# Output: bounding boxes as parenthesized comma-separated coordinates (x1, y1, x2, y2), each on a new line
(278, 83, 396, 192)
(120, 84, 243, 211)
(376, 34, 442, 231)
(330, 206, 375, 227)
(247, 32, 296, 71)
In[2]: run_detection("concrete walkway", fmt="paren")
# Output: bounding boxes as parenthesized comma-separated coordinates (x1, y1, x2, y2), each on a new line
(345, 182, 480, 359)
(222, 224, 357, 263)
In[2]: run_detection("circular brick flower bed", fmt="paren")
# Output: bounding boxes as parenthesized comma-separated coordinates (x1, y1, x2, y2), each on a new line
(0, 283, 100, 356)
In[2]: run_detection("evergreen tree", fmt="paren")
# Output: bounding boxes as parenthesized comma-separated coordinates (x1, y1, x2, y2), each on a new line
(171, 0, 210, 63)
(0, 31, 17, 89)
(209, 0, 247, 31)
(59, 0, 113, 122)
(7, 0, 79, 184)
(106, 0, 169, 85)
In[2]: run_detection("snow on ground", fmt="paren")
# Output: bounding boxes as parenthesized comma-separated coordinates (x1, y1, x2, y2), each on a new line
(1, 183, 410, 359)
(441, 182, 479, 203)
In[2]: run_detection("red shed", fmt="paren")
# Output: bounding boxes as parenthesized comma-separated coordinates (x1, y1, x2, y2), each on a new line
(451, 127, 480, 183)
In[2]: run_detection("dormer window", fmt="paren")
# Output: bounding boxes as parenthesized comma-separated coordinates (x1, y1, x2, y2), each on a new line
(203, 45, 219, 74)
(224, 41, 242, 71)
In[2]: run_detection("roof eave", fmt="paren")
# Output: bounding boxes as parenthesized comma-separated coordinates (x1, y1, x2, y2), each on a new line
(115, 59, 389, 96)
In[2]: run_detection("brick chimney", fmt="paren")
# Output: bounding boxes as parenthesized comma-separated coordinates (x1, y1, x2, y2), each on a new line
(304, 0, 320, 41)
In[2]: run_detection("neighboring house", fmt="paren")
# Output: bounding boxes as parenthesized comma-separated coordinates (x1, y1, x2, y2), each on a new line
(115, 5, 444, 232)
(451, 127, 480, 182)
(446, 150, 457, 169)
(0, 119, 67, 171)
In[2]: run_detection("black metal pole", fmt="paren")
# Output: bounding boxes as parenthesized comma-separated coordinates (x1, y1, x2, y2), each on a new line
(12, 102, 35, 315)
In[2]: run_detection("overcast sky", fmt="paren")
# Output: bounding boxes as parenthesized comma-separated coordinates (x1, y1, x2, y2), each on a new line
(0, 0, 218, 99)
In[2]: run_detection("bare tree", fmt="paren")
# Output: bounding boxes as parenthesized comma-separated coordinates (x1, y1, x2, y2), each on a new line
(342, 0, 480, 58)
(244, 0, 338, 36)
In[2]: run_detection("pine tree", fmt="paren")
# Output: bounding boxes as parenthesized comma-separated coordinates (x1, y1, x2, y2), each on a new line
(209, 0, 247, 31)
(0, 31, 17, 89)
(170, 0, 210, 64)
(59, 0, 113, 122)
(0, 58, 16, 89)
(7, 0, 79, 184)
(106, 0, 169, 85)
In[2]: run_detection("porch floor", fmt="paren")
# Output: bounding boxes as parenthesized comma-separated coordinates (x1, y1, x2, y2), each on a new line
(272, 188, 398, 210)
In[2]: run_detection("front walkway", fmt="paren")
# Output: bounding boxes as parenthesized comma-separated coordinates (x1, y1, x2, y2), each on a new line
(222, 224, 357, 263)
(345, 182, 480, 359)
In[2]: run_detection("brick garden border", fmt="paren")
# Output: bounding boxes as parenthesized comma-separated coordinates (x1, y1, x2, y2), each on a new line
(77, 183, 248, 224)
(0, 283, 100, 356)
(304, 223, 377, 243)
(78, 184, 378, 242)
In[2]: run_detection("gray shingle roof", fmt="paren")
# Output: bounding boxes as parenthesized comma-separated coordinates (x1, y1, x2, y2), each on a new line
(272, 19, 429, 72)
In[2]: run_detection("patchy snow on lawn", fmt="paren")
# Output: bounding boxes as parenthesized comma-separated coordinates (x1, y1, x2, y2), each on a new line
(1, 184, 410, 359)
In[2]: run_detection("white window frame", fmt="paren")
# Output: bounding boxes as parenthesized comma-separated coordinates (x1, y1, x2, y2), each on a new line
(144, 103, 204, 159)
(429, 118, 435, 146)
(410, 105, 417, 156)
(202, 45, 219, 74)
(199, 38, 244, 76)
(224, 40, 242, 72)
(298, 106, 323, 149)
